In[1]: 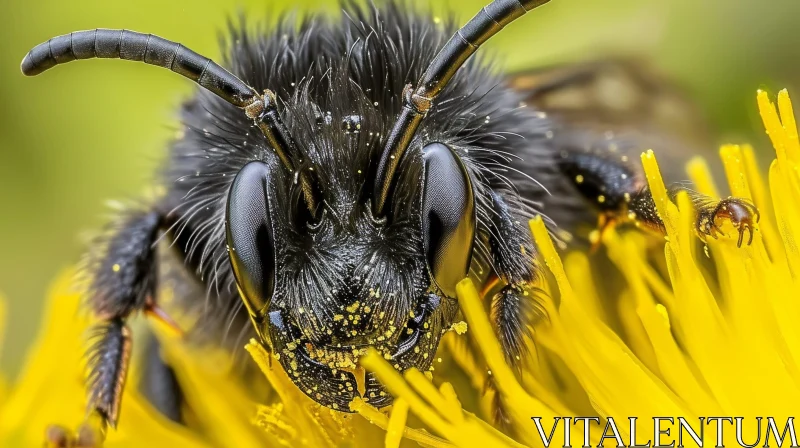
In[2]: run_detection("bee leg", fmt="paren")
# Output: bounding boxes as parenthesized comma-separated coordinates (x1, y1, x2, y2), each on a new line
(84, 210, 164, 431)
(691, 196, 760, 247)
(484, 191, 545, 426)
(139, 333, 184, 424)
(558, 151, 760, 247)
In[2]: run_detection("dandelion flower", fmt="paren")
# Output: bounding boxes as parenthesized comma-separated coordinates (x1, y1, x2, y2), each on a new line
(1, 89, 799, 447)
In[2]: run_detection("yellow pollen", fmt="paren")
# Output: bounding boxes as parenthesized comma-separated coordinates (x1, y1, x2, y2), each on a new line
(449, 321, 468, 334)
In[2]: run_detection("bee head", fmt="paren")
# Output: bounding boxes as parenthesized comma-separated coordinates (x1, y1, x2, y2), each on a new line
(225, 132, 475, 408)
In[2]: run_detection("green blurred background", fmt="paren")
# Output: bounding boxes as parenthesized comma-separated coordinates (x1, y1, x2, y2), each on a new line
(1, 0, 799, 378)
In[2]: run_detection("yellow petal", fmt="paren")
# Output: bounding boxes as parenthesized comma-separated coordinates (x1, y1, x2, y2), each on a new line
(0, 271, 208, 447)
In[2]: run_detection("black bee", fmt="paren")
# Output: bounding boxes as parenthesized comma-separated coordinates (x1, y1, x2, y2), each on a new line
(21, 0, 758, 436)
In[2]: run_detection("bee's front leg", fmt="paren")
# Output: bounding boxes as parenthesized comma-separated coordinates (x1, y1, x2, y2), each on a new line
(482, 190, 546, 426)
(47, 209, 173, 446)
(558, 150, 760, 246)
(84, 210, 166, 430)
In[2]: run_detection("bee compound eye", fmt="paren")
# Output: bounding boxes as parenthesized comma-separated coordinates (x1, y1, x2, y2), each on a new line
(420, 143, 476, 298)
(226, 161, 277, 317)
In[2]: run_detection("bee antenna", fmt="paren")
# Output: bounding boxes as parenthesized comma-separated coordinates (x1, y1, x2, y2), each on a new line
(21, 29, 322, 216)
(372, 0, 552, 218)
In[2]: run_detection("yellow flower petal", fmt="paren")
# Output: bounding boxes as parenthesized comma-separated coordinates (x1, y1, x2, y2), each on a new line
(159, 341, 267, 447)
(0, 271, 90, 443)
(687, 156, 721, 198)
(384, 397, 409, 448)
(0, 271, 208, 447)
(360, 347, 524, 448)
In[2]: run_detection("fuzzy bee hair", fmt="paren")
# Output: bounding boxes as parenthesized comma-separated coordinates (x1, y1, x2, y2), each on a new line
(160, 1, 557, 341)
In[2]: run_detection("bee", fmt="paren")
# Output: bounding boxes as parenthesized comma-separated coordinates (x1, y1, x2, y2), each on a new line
(21, 0, 758, 437)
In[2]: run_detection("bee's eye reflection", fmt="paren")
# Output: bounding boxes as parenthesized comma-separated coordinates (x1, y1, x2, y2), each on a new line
(420, 143, 476, 298)
(226, 161, 277, 320)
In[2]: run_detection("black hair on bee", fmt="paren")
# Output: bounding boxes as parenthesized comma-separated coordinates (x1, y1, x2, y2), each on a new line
(20, 0, 759, 434)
